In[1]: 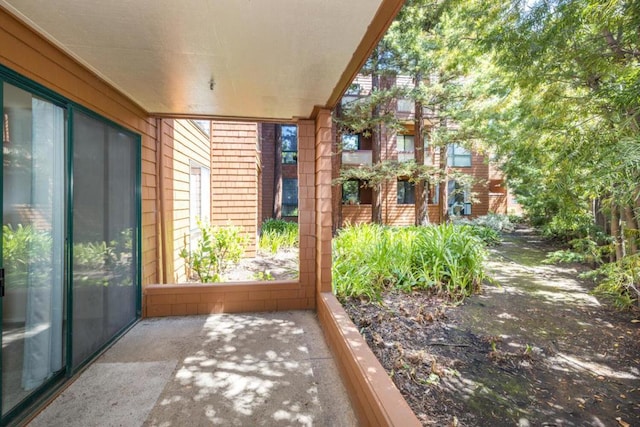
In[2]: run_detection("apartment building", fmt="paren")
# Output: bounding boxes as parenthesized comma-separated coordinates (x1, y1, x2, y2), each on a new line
(335, 74, 510, 226)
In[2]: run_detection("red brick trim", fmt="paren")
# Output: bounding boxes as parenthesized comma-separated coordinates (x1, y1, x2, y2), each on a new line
(143, 281, 314, 317)
(317, 292, 422, 426)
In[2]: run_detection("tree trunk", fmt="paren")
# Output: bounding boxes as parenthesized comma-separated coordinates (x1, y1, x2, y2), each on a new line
(438, 115, 449, 223)
(371, 67, 383, 224)
(414, 73, 429, 226)
(623, 204, 638, 255)
(273, 125, 283, 219)
(611, 203, 623, 262)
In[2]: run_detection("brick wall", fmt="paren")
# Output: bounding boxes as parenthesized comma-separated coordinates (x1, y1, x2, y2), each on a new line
(211, 121, 259, 256)
(259, 123, 276, 222)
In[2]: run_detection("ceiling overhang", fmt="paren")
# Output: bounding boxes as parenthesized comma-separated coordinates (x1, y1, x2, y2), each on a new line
(0, 0, 404, 121)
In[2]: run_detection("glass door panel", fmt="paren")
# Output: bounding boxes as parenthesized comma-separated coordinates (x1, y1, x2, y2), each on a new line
(1, 83, 65, 415)
(71, 111, 137, 368)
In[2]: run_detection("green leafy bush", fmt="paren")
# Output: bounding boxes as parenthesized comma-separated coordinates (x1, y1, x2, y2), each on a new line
(3, 224, 52, 286)
(452, 213, 514, 233)
(581, 254, 640, 310)
(259, 219, 298, 253)
(73, 228, 134, 286)
(544, 235, 612, 266)
(333, 223, 487, 301)
(180, 222, 248, 282)
(540, 212, 597, 242)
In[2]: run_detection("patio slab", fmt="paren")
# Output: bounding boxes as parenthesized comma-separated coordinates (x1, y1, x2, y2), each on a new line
(28, 312, 357, 427)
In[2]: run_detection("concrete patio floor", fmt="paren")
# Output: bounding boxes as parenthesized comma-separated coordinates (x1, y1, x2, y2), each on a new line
(28, 312, 357, 427)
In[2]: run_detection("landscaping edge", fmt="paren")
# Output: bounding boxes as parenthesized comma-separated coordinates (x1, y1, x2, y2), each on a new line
(317, 292, 422, 427)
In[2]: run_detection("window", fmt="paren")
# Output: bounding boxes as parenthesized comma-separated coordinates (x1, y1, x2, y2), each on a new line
(282, 178, 298, 216)
(447, 144, 472, 167)
(448, 180, 471, 216)
(397, 98, 413, 112)
(342, 180, 371, 205)
(342, 180, 359, 204)
(397, 134, 414, 152)
(397, 180, 415, 204)
(189, 161, 211, 247)
(341, 134, 360, 151)
(281, 125, 297, 164)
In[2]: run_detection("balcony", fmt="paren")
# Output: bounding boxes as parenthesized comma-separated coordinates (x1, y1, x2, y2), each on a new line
(342, 150, 372, 166)
(398, 151, 433, 165)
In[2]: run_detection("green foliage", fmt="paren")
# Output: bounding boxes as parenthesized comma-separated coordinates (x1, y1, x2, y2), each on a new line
(451, 214, 513, 246)
(180, 221, 248, 283)
(253, 271, 274, 281)
(508, 215, 526, 225)
(540, 213, 597, 242)
(581, 254, 640, 310)
(466, 225, 501, 246)
(333, 223, 487, 301)
(453, 213, 514, 233)
(3, 224, 52, 286)
(544, 233, 613, 266)
(259, 219, 299, 254)
(73, 229, 134, 287)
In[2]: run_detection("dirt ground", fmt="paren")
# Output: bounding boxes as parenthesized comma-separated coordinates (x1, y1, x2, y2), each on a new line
(343, 229, 640, 426)
(224, 248, 298, 282)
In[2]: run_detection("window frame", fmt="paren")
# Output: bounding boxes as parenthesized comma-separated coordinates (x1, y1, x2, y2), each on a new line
(397, 179, 416, 205)
(280, 124, 298, 165)
(341, 133, 360, 151)
(397, 134, 415, 153)
(282, 177, 298, 217)
(447, 180, 472, 216)
(189, 160, 211, 248)
(447, 144, 472, 167)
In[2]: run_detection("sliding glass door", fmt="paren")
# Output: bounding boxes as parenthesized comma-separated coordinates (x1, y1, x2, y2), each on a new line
(0, 70, 141, 423)
(71, 111, 138, 368)
(1, 83, 66, 415)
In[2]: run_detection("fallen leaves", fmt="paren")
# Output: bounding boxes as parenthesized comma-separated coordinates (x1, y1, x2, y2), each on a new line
(615, 417, 630, 427)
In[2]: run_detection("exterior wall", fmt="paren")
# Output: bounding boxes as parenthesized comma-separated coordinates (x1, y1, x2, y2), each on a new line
(314, 111, 333, 293)
(297, 120, 317, 299)
(452, 151, 491, 218)
(0, 9, 158, 287)
(144, 117, 321, 317)
(259, 123, 276, 222)
(169, 119, 211, 283)
(210, 121, 259, 256)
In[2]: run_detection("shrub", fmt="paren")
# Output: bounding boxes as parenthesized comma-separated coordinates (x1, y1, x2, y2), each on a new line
(332, 223, 487, 301)
(452, 213, 514, 233)
(581, 254, 640, 310)
(180, 221, 248, 282)
(259, 219, 298, 253)
(543, 235, 612, 266)
(3, 224, 52, 286)
(467, 225, 501, 246)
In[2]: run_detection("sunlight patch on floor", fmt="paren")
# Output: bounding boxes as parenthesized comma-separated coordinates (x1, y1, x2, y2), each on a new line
(549, 353, 639, 380)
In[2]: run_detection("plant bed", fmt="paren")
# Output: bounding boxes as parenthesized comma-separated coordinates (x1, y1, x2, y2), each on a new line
(341, 233, 640, 426)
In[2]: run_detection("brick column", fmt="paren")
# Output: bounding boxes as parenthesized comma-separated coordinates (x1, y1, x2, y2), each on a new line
(297, 120, 316, 305)
(315, 109, 333, 293)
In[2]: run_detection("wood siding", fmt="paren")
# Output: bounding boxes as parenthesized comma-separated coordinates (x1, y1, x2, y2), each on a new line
(210, 121, 259, 255)
(169, 120, 211, 283)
